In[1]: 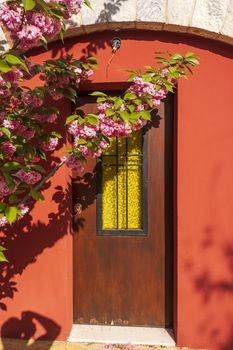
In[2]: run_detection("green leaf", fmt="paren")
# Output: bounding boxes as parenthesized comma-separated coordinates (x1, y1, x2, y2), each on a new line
(138, 110, 151, 121)
(114, 97, 123, 110)
(40, 36, 48, 50)
(22, 0, 36, 10)
(97, 97, 107, 103)
(0, 203, 6, 212)
(3, 174, 15, 190)
(187, 58, 199, 65)
(124, 92, 137, 100)
(49, 1, 66, 8)
(0, 60, 11, 73)
(84, 0, 92, 9)
(30, 189, 45, 201)
(5, 54, 24, 67)
(119, 111, 130, 122)
(0, 127, 11, 139)
(0, 248, 8, 263)
(87, 114, 99, 125)
(5, 206, 18, 224)
(185, 51, 195, 58)
(50, 8, 64, 19)
(3, 161, 22, 171)
(106, 109, 115, 117)
(78, 138, 86, 145)
(9, 195, 18, 204)
(30, 164, 46, 173)
(171, 53, 183, 61)
(89, 91, 107, 97)
(87, 56, 97, 66)
(128, 105, 135, 113)
(65, 114, 79, 125)
(51, 131, 62, 138)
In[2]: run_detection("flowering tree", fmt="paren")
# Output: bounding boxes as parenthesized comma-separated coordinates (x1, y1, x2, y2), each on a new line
(0, 0, 199, 262)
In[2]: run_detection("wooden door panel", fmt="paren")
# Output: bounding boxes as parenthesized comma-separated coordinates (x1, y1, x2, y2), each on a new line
(73, 94, 173, 327)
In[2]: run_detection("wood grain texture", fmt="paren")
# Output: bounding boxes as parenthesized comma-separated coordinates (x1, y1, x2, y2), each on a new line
(73, 94, 173, 327)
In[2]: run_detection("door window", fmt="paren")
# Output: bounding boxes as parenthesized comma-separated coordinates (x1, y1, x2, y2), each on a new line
(97, 129, 148, 235)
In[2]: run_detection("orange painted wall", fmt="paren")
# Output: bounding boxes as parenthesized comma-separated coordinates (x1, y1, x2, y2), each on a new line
(1, 30, 233, 350)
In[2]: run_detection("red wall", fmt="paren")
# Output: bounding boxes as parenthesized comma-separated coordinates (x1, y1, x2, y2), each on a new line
(1, 30, 233, 350)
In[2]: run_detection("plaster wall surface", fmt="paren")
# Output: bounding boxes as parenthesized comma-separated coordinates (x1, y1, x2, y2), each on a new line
(1, 30, 233, 350)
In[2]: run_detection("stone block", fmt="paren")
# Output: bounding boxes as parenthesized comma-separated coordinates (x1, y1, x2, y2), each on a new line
(192, 0, 229, 33)
(221, 0, 233, 38)
(167, 0, 196, 26)
(81, 0, 107, 26)
(105, 0, 137, 23)
(136, 0, 166, 23)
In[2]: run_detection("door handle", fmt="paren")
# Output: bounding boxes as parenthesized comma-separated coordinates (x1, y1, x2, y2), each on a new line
(74, 202, 82, 214)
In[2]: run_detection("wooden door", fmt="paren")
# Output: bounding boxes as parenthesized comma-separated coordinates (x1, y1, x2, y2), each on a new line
(73, 93, 173, 327)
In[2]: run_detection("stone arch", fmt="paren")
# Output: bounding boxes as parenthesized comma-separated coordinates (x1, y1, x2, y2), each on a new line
(65, 0, 233, 46)
(1, 0, 233, 51)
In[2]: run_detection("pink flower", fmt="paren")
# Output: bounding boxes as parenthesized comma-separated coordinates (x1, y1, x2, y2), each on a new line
(18, 25, 42, 49)
(41, 137, 59, 152)
(30, 155, 40, 163)
(15, 169, 42, 185)
(22, 93, 43, 107)
(79, 145, 90, 156)
(35, 113, 58, 123)
(18, 204, 29, 217)
(65, 156, 84, 172)
(0, 176, 11, 198)
(22, 129, 36, 140)
(0, 3, 22, 32)
(81, 69, 94, 79)
(0, 216, 7, 227)
(2, 143, 16, 158)
(48, 88, 63, 100)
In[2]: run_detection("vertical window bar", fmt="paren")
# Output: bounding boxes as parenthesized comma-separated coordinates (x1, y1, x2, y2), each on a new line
(126, 137, 128, 230)
(116, 137, 119, 229)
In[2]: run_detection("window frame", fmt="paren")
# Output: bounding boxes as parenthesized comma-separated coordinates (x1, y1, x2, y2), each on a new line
(96, 128, 148, 236)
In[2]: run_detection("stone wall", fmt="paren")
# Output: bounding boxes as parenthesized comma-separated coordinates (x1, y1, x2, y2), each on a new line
(1, 0, 233, 52)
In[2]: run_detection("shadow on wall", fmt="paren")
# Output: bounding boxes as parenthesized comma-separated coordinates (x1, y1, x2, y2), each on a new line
(1, 311, 61, 349)
(187, 223, 233, 350)
(0, 182, 71, 312)
(0, 98, 72, 316)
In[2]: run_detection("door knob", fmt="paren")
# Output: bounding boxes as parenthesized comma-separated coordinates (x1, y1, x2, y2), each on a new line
(74, 202, 82, 214)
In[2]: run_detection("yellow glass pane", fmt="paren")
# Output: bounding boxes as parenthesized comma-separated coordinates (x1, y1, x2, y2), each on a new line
(102, 137, 116, 229)
(102, 131, 143, 231)
(128, 131, 142, 229)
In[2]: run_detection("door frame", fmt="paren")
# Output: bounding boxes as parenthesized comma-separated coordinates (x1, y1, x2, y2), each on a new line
(71, 82, 175, 344)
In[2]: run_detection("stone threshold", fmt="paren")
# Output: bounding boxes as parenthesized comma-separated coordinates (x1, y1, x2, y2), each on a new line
(69, 325, 175, 347)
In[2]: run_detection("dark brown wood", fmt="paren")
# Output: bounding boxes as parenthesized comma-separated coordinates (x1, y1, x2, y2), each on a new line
(73, 94, 173, 327)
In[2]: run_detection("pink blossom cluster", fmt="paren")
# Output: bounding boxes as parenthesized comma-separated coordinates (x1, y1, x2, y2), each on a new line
(2, 143, 16, 159)
(62, 156, 84, 172)
(34, 113, 58, 123)
(0, 176, 11, 198)
(41, 63, 94, 101)
(3, 119, 36, 140)
(128, 76, 167, 108)
(0, 0, 84, 50)
(79, 140, 108, 158)
(0, 3, 63, 49)
(68, 121, 98, 143)
(40, 137, 59, 152)
(14, 169, 42, 185)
